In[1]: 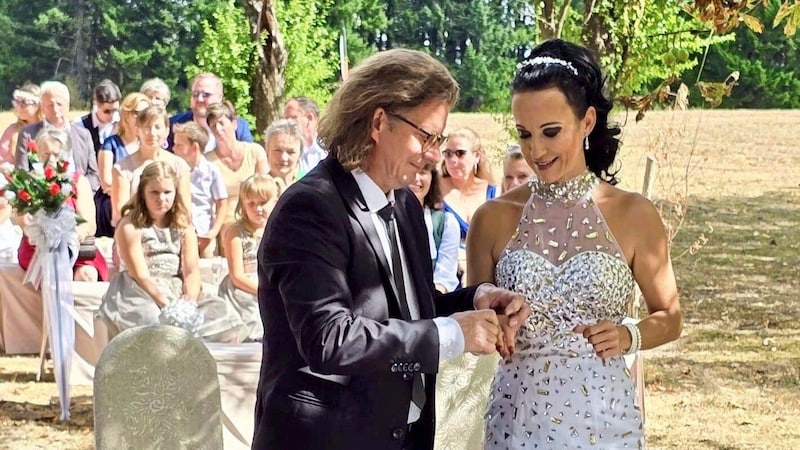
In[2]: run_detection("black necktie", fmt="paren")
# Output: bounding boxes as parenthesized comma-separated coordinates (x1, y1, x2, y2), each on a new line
(377, 202, 426, 413)
(377, 203, 410, 320)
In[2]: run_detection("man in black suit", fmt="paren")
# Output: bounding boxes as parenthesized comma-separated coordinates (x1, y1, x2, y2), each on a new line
(15, 81, 100, 193)
(253, 49, 530, 450)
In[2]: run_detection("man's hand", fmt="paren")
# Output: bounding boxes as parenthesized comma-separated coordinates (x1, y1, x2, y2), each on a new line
(473, 283, 530, 357)
(450, 310, 500, 355)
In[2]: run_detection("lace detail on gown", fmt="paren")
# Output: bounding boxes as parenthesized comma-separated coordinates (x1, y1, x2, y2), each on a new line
(484, 171, 643, 449)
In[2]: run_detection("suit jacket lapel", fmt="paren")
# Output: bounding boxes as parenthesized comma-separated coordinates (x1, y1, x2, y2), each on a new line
(323, 158, 409, 319)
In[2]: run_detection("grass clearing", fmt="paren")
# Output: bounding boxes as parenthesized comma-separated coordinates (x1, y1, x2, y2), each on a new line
(2, 109, 800, 449)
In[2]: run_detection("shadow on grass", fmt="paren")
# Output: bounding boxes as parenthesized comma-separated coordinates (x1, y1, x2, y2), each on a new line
(669, 190, 800, 330)
(0, 395, 94, 429)
(646, 354, 800, 391)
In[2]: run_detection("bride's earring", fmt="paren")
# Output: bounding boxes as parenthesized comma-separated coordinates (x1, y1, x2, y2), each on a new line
(584, 136, 590, 151)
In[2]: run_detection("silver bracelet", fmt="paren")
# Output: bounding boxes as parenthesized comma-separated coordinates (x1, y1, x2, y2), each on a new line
(623, 322, 641, 355)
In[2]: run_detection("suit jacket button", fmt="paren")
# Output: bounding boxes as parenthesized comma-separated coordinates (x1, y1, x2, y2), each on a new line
(391, 363, 398, 373)
(402, 373, 412, 381)
(402, 362, 409, 371)
(392, 427, 405, 440)
(413, 362, 421, 371)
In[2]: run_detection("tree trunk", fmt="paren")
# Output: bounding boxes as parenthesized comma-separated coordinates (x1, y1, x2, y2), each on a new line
(242, 0, 287, 136)
(581, 0, 614, 64)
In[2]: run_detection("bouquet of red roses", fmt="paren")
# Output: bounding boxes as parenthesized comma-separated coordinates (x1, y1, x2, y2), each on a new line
(0, 140, 75, 216)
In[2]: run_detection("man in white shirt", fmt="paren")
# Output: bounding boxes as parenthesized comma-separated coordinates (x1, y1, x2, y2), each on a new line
(253, 49, 530, 450)
(282, 96, 327, 173)
(15, 81, 100, 192)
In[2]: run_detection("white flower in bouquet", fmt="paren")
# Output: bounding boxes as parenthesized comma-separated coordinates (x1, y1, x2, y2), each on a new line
(3, 191, 15, 201)
(61, 183, 72, 195)
(32, 162, 44, 176)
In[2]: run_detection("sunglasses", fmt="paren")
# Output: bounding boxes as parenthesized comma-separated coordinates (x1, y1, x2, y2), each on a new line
(442, 149, 469, 159)
(191, 91, 217, 100)
(100, 108, 119, 115)
(387, 112, 447, 149)
(12, 98, 38, 107)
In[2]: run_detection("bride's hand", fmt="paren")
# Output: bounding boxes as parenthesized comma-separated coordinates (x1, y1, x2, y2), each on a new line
(495, 314, 519, 358)
(574, 320, 629, 362)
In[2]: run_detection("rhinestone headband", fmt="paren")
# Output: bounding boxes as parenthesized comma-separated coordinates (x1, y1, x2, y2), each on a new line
(517, 56, 579, 76)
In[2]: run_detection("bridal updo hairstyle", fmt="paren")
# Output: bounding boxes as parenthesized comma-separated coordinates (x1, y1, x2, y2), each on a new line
(513, 39, 621, 185)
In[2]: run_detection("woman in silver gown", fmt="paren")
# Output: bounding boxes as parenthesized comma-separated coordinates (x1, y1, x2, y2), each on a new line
(467, 39, 683, 449)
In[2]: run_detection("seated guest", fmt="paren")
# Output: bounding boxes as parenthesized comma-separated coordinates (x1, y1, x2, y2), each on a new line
(218, 174, 283, 342)
(96, 92, 151, 237)
(17, 129, 108, 281)
(172, 121, 228, 258)
(98, 161, 244, 341)
(0, 197, 21, 258)
(205, 101, 268, 250)
(76, 79, 121, 156)
(139, 78, 171, 109)
(111, 106, 190, 227)
(409, 163, 460, 293)
(440, 127, 497, 285)
(502, 144, 534, 192)
(264, 118, 303, 186)
(167, 72, 253, 151)
(15, 81, 100, 193)
(282, 96, 326, 174)
(0, 82, 41, 163)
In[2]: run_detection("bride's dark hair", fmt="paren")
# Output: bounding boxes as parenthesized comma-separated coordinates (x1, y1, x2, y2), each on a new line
(512, 39, 621, 185)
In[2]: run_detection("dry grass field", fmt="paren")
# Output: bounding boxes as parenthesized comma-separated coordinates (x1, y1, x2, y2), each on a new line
(1, 109, 799, 449)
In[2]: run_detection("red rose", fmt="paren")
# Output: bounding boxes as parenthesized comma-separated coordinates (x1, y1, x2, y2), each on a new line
(44, 166, 56, 179)
(26, 140, 37, 153)
(19, 190, 31, 202)
(61, 161, 70, 172)
(4, 173, 11, 181)
(49, 183, 60, 195)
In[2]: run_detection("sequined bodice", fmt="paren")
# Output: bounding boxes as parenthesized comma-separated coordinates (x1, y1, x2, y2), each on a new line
(495, 171, 634, 356)
(124, 225, 182, 278)
(239, 226, 259, 268)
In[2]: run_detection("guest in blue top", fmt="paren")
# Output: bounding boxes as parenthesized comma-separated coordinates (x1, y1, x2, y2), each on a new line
(167, 73, 253, 151)
(440, 127, 496, 285)
(440, 127, 497, 240)
(95, 93, 151, 237)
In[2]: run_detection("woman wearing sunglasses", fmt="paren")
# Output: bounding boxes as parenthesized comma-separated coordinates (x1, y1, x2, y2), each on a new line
(0, 83, 42, 164)
(439, 127, 497, 285)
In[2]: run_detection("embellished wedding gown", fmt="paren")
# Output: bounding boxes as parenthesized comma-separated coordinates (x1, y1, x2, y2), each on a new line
(484, 171, 643, 449)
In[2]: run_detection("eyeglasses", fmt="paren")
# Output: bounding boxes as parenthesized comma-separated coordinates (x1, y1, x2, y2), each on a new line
(387, 112, 447, 149)
(12, 99, 38, 108)
(100, 108, 119, 115)
(191, 91, 217, 100)
(442, 149, 469, 159)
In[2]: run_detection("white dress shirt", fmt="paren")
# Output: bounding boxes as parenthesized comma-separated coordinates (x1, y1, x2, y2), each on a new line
(299, 140, 328, 173)
(351, 169, 465, 423)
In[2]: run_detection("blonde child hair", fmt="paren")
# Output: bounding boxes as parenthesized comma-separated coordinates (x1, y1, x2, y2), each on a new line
(234, 174, 285, 223)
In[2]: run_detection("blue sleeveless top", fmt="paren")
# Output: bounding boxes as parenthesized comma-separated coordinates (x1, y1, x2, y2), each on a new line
(443, 184, 497, 240)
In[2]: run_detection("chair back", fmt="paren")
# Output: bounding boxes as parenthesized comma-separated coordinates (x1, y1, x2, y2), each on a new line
(94, 325, 223, 450)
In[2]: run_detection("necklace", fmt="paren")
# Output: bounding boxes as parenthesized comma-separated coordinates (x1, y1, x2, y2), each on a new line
(528, 169, 599, 202)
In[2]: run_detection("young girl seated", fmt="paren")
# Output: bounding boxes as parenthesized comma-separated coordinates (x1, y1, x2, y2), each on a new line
(99, 161, 244, 341)
(17, 129, 108, 281)
(218, 174, 283, 342)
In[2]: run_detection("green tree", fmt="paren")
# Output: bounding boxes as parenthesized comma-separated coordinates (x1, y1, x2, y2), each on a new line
(688, 2, 800, 108)
(277, 0, 338, 105)
(90, 0, 217, 110)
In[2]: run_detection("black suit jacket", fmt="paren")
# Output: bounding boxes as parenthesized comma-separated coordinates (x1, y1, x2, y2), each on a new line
(15, 122, 101, 193)
(252, 157, 478, 450)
